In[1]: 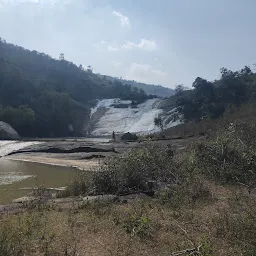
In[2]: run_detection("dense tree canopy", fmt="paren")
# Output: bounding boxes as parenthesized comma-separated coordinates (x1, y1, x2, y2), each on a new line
(97, 74, 174, 97)
(174, 66, 256, 122)
(0, 38, 149, 137)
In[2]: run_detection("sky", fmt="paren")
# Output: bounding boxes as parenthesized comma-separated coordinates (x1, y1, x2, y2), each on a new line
(0, 0, 256, 88)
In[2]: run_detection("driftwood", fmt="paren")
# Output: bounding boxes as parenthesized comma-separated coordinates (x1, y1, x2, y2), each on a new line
(170, 245, 202, 256)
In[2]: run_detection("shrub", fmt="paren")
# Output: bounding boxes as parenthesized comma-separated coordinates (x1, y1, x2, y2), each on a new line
(193, 122, 256, 185)
(91, 143, 176, 195)
(156, 175, 213, 208)
(60, 173, 92, 197)
(64, 143, 177, 197)
(121, 214, 152, 239)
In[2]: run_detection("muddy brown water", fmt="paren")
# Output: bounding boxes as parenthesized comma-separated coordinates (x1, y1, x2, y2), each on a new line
(0, 159, 79, 204)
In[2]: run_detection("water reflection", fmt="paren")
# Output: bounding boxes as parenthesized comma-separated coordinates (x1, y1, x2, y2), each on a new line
(0, 159, 79, 204)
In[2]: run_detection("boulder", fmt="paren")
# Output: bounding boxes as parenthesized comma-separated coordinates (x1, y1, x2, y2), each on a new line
(0, 121, 20, 140)
(121, 132, 138, 141)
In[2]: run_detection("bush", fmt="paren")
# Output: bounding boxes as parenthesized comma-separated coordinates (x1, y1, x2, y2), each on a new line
(64, 141, 215, 209)
(193, 122, 256, 185)
(64, 143, 177, 196)
(121, 214, 152, 239)
(156, 175, 213, 208)
(60, 172, 92, 197)
(91, 143, 176, 195)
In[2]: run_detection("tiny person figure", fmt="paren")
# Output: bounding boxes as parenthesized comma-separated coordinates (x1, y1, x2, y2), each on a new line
(112, 131, 116, 142)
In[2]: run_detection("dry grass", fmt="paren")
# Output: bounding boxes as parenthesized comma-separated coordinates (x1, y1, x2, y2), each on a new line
(0, 182, 255, 255)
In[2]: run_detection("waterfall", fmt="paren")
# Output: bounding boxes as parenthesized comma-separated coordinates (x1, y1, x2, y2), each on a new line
(90, 98, 181, 136)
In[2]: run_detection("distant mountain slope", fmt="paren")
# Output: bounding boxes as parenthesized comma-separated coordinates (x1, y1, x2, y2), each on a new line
(97, 74, 174, 97)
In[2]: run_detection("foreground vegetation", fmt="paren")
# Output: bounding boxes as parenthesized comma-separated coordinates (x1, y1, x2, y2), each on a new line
(1, 191, 255, 255)
(1, 119, 255, 255)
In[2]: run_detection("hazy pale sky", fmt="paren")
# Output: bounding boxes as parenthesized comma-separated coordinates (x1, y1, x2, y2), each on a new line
(0, 0, 256, 88)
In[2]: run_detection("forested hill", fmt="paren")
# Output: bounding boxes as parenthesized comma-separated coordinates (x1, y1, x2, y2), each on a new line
(97, 74, 174, 97)
(0, 38, 152, 137)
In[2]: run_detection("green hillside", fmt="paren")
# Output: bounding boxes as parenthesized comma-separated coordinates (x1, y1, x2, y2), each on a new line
(0, 38, 149, 137)
(97, 74, 174, 97)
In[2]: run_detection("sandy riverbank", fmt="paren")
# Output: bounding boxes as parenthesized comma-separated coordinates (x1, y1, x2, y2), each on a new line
(6, 155, 100, 170)
(1, 139, 122, 170)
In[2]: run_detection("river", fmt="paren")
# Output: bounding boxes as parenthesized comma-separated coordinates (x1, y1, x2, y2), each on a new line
(0, 159, 79, 204)
(0, 138, 111, 204)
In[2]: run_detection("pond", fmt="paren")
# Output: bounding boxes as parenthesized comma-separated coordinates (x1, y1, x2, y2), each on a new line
(0, 159, 79, 204)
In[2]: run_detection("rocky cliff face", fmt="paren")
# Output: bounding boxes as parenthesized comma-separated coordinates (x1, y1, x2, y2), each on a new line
(0, 121, 20, 140)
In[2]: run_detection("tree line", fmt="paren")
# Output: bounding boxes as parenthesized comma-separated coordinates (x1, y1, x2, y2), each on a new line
(174, 66, 256, 122)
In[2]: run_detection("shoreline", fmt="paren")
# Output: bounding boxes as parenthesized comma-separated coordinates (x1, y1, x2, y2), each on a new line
(1, 137, 197, 171)
(5, 155, 100, 171)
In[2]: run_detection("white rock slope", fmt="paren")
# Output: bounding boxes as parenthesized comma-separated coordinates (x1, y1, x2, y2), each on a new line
(90, 98, 181, 136)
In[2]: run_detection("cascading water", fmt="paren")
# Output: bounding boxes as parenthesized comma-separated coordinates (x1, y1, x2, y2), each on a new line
(90, 98, 182, 136)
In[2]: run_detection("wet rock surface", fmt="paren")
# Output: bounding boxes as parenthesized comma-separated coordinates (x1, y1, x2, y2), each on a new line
(7, 141, 117, 156)
(5, 137, 197, 162)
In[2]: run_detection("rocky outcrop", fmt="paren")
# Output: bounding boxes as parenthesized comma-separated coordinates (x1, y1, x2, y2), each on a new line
(6, 141, 117, 156)
(0, 121, 19, 140)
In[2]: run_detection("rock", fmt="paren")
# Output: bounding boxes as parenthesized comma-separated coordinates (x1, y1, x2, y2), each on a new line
(121, 132, 138, 141)
(8, 141, 116, 156)
(12, 196, 37, 204)
(53, 197, 83, 204)
(0, 121, 19, 140)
